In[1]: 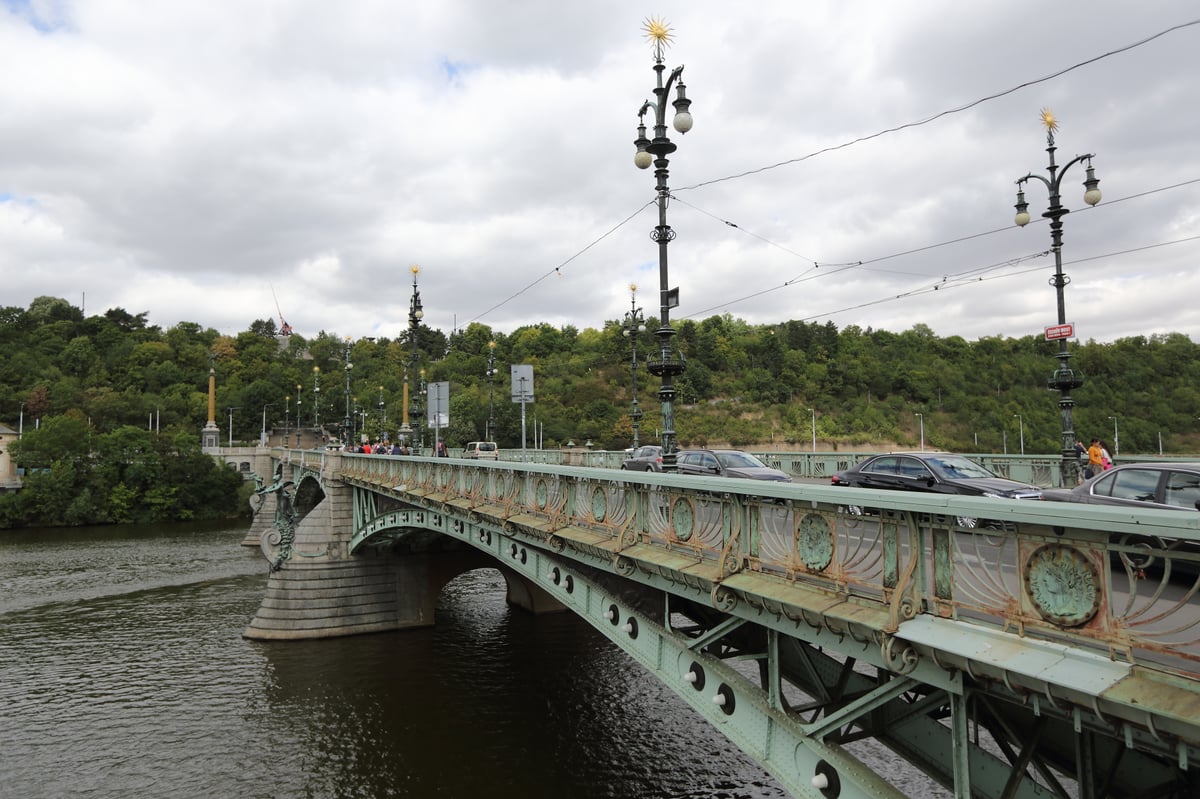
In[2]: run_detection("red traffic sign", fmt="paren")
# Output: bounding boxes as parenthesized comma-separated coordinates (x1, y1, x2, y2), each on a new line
(1045, 323, 1075, 340)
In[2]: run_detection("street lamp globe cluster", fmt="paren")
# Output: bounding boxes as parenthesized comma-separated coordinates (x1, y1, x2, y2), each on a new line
(622, 283, 648, 449)
(1012, 108, 1100, 485)
(632, 17, 692, 471)
(485, 340, 498, 442)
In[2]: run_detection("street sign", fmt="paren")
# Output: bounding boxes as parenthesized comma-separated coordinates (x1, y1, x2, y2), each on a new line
(510, 364, 534, 402)
(1045, 323, 1075, 341)
(426, 381, 449, 429)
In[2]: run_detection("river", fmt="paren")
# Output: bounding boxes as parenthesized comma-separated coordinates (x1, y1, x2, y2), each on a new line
(0, 521, 790, 798)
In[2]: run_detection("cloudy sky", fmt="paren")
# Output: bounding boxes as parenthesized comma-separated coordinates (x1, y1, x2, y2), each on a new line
(2, 1, 1198, 346)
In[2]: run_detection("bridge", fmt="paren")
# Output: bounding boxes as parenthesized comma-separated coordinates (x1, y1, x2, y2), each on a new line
(244, 449, 1200, 798)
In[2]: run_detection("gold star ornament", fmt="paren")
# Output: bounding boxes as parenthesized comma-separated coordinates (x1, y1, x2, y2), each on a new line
(1040, 107, 1059, 132)
(642, 16, 672, 47)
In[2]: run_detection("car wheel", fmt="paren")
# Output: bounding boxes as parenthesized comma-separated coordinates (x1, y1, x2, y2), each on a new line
(956, 516, 979, 529)
(620, 465, 628, 470)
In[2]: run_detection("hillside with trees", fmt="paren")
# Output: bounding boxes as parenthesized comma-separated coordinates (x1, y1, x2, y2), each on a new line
(2, 295, 1199, 526)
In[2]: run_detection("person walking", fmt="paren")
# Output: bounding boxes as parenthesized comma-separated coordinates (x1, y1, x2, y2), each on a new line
(436, 440, 448, 457)
(1085, 438, 1104, 480)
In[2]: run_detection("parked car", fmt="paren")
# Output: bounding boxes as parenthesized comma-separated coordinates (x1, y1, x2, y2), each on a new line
(675, 449, 792, 482)
(831, 452, 1042, 527)
(462, 441, 499, 460)
(1042, 462, 1200, 511)
(621, 445, 663, 472)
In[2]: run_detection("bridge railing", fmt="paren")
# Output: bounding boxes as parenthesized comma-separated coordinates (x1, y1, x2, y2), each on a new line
(310, 450, 1200, 678)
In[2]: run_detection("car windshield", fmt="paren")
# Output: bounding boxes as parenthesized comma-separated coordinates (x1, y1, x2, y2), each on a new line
(923, 455, 995, 480)
(715, 451, 767, 469)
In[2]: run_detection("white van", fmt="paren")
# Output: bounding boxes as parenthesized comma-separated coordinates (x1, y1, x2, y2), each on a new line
(463, 441, 499, 460)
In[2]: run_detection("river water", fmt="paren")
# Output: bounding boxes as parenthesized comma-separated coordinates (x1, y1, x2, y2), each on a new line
(0, 522, 790, 798)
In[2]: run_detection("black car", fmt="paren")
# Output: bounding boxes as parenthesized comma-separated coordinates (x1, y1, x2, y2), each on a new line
(675, 449, 792, 482)
(1042, 462, 1200, 511)
(621, 445, 663, 472)
(831, 452, 1042, 526)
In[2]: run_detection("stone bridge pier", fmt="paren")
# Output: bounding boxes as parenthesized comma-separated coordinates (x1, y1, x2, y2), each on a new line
(242, 453, 562, 640)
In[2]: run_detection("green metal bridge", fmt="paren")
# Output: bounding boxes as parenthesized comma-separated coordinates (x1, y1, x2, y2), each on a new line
(245, 449, 1200, 798)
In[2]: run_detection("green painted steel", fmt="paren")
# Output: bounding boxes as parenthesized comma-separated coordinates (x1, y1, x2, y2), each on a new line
(259, 449, 1200, 798)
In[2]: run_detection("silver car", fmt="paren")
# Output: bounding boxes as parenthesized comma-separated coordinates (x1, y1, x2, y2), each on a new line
(1042, 462, 1200, 511)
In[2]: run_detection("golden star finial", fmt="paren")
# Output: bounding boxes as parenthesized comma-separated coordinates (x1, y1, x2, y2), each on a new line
(410, 264, 421, 275)
(1040, 107, 1058, 132)
(629, 282, 638, 294)
(642, 17, 672, 45)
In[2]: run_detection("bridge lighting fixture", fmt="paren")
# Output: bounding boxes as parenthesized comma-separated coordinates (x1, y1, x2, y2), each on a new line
(1011, 108, 1100, 485)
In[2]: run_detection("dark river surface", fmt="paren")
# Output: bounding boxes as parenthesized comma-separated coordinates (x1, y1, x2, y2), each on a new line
(0, 521, 793, 799)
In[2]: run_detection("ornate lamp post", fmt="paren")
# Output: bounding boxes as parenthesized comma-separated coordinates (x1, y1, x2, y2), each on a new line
(1013, 108, 1101, 486)
(284, 394, 290, 447)
(418, 368, 427, 451)
(486, 340, 498, 442)
(401, 265, 424, 447)
(312, 366, 320, 429)
(622, 283, 648, 449)
(343, 336, 353, 443)
(295, 383, 302, 444)
(377, 385, 386, 442)
(632, 17, 692, 471)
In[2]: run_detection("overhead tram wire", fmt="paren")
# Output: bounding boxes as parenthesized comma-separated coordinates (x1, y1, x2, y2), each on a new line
(676, 19, 1200, 193)
(708, 233, 1200, 328)
(465, 199, 655, 325)
(677, 177, 1200, 319)
(464, 20, 1199, 327)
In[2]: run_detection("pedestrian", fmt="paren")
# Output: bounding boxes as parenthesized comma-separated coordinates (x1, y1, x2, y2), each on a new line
(1084, 437, 1104, 480)
(1100, 441, 1114, 470)
(436, 440, 448, 457)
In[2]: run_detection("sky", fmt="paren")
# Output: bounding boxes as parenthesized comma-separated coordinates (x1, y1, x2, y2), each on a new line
(2, 1, 1198, 346)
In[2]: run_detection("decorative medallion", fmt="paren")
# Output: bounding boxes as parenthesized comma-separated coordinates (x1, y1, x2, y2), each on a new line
(1023, 543, 1100, 627)
(591, 486, 608, 522)
(797, 512, 833, 572)
(535, 479, 549, 510)
(671, 497, 694, 542)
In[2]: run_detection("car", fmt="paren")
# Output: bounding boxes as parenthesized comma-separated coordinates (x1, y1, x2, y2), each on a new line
(462, 441, 499, 460)
(831, 452, 1042, 527)
(1042, 462, 1200, 512)
(621, 445, 663, 472)
(675, 449, 792, 482)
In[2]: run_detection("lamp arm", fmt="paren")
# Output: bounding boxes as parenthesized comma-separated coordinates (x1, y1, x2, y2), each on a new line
(1054, 153, 1096, 185)
(1019, 173, 1052, 193)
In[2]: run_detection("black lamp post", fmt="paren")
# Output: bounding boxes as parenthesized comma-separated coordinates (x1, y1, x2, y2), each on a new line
(632, 17, 692, 471)
(284, 394, 290, 447)
(486, 340, 498, 442)
(295, 383, 302, 445)
(622, 283, 647, 449)
(1013, 108, 1101, 486)
(343, 336, 353, 443)
(377, 385, 385, 442)
(312, 366, 320, 430)
(407, 265, 424, 450)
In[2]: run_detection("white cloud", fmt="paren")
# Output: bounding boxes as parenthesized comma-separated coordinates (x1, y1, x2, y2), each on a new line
(1, 0, 1197, 345)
